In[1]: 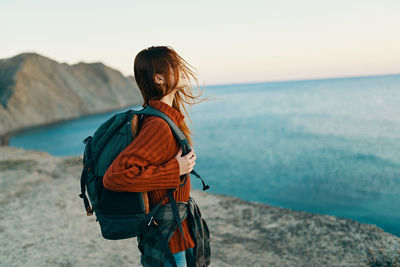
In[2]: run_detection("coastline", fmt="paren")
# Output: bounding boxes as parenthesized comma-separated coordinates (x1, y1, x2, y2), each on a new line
(3, 110, 400, 238)
(0, 145, 399, 266)
(0, 102, 143, 146)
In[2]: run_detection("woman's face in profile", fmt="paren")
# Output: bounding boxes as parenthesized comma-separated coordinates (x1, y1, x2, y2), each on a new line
(155, 65, 188, 92)
(169, 66, 188, 91)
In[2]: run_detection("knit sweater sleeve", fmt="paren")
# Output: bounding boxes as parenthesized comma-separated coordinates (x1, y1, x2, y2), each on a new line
(102, 117, 181, 192)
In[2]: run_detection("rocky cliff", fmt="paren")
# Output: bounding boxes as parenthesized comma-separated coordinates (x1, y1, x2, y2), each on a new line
(1, 146, 399, 266)
(0, 52, 142, 141)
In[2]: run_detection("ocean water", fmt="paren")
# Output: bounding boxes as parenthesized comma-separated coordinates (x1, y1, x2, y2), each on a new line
(9, 74, 400, 236)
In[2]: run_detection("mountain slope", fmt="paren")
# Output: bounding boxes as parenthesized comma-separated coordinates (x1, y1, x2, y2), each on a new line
(0, 52, 142, 137)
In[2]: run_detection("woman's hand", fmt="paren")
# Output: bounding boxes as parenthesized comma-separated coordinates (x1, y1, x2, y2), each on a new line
(175, 147, 196, 176)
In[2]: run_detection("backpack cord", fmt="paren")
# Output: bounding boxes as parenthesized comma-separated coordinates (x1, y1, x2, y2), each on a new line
(79, 165, 93, 216)
(190, 169, 210, 191)
(79, 136, 94, 216)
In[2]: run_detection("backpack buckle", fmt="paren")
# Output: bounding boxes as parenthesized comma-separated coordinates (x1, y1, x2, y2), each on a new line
(147, 216, 154, 226)
(147, 216, 159, 226)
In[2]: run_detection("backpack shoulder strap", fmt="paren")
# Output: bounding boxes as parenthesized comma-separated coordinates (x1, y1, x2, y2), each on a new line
(130, 112, 151, 214)
(136, 106, 191, 155)
(136, 105, 210, 191)
(131, 113, 140, 138)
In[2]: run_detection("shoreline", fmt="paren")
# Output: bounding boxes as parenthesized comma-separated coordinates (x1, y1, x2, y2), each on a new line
(0, 102, 143, 146)
(1, 100, 399, 238)
(2, 144, 399, 238)
(3, 145, 400, 238)
(1, 145, 399, 266)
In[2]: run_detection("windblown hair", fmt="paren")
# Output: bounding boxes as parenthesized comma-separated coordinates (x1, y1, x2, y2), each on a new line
(133, 45, 209, 147)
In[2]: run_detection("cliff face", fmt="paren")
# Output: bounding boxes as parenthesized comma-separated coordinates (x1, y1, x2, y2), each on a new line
(0, 146, 399, 266)
(0, 52, 142, 137)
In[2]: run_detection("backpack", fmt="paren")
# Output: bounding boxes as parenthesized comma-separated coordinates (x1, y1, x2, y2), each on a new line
(79, 106, 209, 240)
(78, 105, 209, 265)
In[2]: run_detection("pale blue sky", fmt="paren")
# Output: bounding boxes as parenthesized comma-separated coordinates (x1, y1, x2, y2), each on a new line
(1, 0, 399, 85)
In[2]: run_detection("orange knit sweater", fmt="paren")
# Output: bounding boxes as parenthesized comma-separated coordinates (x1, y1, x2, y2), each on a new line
(102, 99, 195, 253)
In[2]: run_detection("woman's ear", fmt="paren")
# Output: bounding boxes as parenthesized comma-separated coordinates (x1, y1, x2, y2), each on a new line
(154, 73, 165, 85)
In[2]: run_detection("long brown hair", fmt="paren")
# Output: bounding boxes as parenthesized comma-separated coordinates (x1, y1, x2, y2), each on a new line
(133, 45, 209, 147)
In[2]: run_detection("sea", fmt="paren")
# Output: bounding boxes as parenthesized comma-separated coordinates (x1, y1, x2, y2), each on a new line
(8, 74, 400, 236)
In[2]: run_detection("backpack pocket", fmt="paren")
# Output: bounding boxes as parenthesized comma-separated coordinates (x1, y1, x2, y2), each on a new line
(96, 213, 148, 240)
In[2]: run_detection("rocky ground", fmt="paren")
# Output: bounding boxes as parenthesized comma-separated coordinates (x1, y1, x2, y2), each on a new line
(0, 146, 399, 266)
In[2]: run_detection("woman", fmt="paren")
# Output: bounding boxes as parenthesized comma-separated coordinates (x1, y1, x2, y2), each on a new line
(103, 46, 210, 267)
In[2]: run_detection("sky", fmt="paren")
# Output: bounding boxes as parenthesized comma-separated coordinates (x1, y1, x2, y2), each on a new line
(1, 0, 399, 85)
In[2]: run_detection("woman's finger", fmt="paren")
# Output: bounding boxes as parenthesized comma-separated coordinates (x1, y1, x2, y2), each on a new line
(186, 150, 194, 159)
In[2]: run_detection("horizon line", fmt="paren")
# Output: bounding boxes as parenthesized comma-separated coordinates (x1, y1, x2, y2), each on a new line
(2, 50, 399, 88)
(204, 71, 400, 87)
